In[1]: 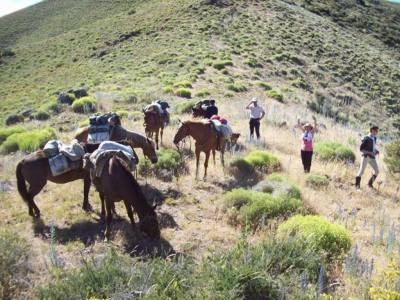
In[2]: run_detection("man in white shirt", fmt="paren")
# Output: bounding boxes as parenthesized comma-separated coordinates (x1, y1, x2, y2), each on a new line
(245, 98, 265, 139)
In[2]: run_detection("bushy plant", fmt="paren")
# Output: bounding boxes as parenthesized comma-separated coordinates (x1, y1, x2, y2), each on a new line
(314, 141, 355, 163)
(5, 114, 24, 126)
(223, 188, 301, 227)
(384, 140, 400, 174)
(0, 126, 27, 144)
(40, 101, 59, 114)
(369, 261, 400, 300)
(227, 82, 247, 93)
(266, 89, 283, 102)
(163, 86, 173, 94)
(0, 230, 29, 299)
(253, 173, 301, 200)
(213, 60, 233, 70)
(227, 157, 259, 185)
(277, 215, 351, 261)
(305, 174, 330, 189)
(72, 96, 97, 113)
(195, 89, 210, 97)
(173, 80, 192, 88)
(116, 110, 129, 119)
(244, 151, 281, 173)
(257, 81, 272, 90)
(175, 87, 192, 98)
(175, 100, 196, 114)
(0, 128, 56, 153)
(32, 110, 50, 121)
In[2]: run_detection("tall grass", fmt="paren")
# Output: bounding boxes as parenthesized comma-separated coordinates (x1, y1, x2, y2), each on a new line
(0, 128, 56, 153)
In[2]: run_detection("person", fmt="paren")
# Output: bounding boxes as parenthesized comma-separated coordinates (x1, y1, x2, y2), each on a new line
(245, 98, 265, 140)
(355, 126, 380, 189)
(297, 116, 317, 173)
(204, 100, 218, 119)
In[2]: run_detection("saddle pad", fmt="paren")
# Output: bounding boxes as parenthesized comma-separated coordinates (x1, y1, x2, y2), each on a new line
(59, 140, 85, 162)
(210, 120, 232, 138)
(48, 154, 82, 177)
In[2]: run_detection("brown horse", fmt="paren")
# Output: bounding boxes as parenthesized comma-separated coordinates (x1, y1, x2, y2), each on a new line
(173, 120, 225, 180)
(92, 155, 160, 240)
(143, 111, 166, 150)
(16, 143, 100, 218)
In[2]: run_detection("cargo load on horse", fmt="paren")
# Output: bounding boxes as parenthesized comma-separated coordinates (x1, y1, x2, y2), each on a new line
(143, 100, 169, 149)
(84, 141, 138, 178)
(87, 112, 120, 144)
(43, 139, 85, 176)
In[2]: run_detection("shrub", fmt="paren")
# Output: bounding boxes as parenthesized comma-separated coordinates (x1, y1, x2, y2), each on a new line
(175, 100, 196, 114)
(223, 189, 301, 227)
(117, 88, 138, 103)
(314, 141, 355, 163)
(384, 140, 400, 174)
(253, 173, 301, 200)
(227, 158, 259, 185)
(78, 119, 89, 127)
(244, 151, 281, 173)
(0, 128, 56, 154)
(163, 86, 173, 94)
(245, 57, 262, 68)
(173, 80, 192, 88)
(227, 82, 247, 93)
(5, 114, 24, 126)
(0, 126, 27, 144)
(116, 110, 129, 119)
(305, 174, 330, 189)
(257, 81, 272, 90)
(32, 110, 50, 121)
(369, 261, 400, 300)
(0, 230, 29, 299)
(72, 96, 97, 113)
(266, 89, 283, 102)
(138, 148, 185, 181)
(175, 88, 192, 99)
(40, 101, 60, 114)
(277, 215, 351, 262)
(213, 60, 233, 70)
(195, 89, 210, 97)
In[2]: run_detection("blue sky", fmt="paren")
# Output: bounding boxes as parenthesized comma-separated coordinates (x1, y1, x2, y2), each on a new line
(0, 0, 42, 17)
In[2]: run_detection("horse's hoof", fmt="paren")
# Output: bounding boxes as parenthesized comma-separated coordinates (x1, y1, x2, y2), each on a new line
(83, 204, 93, 213)
(104, 236, 109, 242)
(203, 176, 207, 182)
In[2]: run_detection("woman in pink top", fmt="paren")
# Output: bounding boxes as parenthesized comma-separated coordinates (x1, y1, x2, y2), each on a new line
(298, 117, 317, 173)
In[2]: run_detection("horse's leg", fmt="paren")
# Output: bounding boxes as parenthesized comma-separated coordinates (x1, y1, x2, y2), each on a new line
(99, 192, 105, 220)
(220, 150, 225, 168)
(160, 126, 164, 147)
(82, 174, 93, 212)
(123, 200, 136, 229)
(195, 148, 201, 180)
(212, 150, 216, 165)
(27, 179, 46, 218)
(204, 150, 210, 181)
(104, 197, 113, 241)
(155, 130, 159, 150)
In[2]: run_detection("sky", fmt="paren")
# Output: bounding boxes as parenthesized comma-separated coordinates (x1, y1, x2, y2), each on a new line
(0, 0, 42, 17)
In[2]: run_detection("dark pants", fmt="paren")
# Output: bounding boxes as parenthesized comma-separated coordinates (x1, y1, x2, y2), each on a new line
(301, 150, 313, 173)
(249, 118, 260, 139)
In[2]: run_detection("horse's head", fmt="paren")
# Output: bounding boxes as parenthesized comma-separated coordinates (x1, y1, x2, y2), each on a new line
(143, 138, 158, 164)
(139, 209, 160, 239)
(173, 121, 189, 146)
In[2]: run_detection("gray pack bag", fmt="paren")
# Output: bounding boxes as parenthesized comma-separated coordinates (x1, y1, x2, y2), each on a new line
(49, 153, 70, 176)
(43, 140, 61, 158)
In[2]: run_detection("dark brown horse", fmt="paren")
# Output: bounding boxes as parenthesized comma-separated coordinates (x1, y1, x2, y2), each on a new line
(143, 111, 166, 150)
(173, 120, 225, 180)
(16, 143, 100, 218)
(92, 155, 160, 240)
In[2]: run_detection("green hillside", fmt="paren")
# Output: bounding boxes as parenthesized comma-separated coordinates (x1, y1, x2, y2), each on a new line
(0, 0, 399, 134)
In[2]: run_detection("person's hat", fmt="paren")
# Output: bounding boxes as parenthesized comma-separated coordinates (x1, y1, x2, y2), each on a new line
(304, 123, 313, 129)
(251, 98, 257, 102)
(370, 125, 379, 131)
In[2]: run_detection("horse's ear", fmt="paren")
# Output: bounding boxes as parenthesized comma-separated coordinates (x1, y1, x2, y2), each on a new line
(142, 108, 145, 113)
(178, 118, 182, 124)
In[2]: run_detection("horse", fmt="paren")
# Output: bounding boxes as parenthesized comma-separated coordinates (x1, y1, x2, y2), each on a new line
(16, 143, 100, 218)
(91, 155, 160, 240)
(173, 120, 225, 180)
(143, 111, 166, 150)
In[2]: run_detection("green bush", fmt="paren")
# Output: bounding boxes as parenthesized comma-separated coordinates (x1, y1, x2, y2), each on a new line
(0, 128, 56, 154)
(305, 174, 330, 189)
(175, 100, 196, 114)
(277, 215, 351, 261)
(0, 126, 27, 144)
(227, 157, 259, 185)
(245, 57, 262, 68)
(266, 89, 283, 102)
(195, 89, 210, 97)
(314, 141, 355, 163)
(227, 82, 247, 93)
(32, 110, 50, 121)
(78, 119, 89, 127)
(175, 88, 192, 98)
(173, 80, 192, 88)
(72, 96, 97, 113)
(257, 81, 272, 90)
(163, 86, 173, 94)
(40, 101, 59, 114)
(223, 188, 301, 227)
(384, 140, 400, 174)
(244, 151, 281, 173)
(253, 173, 301, 200)
(116, 110, 129, 118)
(213, 60, 233, 70)
(0, 230, 29, 299)
(138, 148, 184, 181)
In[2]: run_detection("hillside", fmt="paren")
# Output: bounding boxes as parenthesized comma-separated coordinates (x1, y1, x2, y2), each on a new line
(1, 0, 400, 299)
(0, 0, 399, 134)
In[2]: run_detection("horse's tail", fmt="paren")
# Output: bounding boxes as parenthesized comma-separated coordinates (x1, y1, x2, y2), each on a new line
(16, 160, 30, 204)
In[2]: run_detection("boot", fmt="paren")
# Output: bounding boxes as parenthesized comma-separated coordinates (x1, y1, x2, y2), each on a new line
(355, 176, 361, 189)
(368, 175, 377, 188)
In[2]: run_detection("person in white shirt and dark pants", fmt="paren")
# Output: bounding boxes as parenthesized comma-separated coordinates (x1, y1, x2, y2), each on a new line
(246, 98, 265, 140)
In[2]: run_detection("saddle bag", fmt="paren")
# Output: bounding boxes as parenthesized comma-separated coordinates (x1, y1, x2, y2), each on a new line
(49, 154, 71, 176)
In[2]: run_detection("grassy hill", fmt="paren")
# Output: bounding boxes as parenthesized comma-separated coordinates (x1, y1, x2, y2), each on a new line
(1, 0, 400, 299)
(0, 0, 399, 134)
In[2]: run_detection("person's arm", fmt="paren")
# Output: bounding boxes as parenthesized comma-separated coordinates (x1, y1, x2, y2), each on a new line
(296, 118, 305, 132)
(260, 108, 266, 119)
(245, 101, 253, 109)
